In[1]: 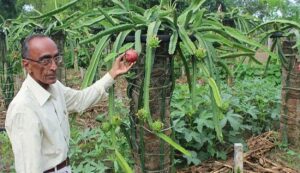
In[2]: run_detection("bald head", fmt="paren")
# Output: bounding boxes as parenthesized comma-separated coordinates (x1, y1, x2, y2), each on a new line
(21, 34, 56, 59)
(21, 34, 59, 89)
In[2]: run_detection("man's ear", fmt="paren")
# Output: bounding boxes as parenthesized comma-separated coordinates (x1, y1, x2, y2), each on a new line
(22, 59, 31, 73)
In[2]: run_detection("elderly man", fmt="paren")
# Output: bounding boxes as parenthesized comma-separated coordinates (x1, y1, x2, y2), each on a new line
(5, 34, 134, 173)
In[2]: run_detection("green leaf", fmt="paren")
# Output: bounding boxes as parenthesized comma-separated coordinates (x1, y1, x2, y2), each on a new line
(115, 150, 133, 173)
(99, 8, 115, 26)
(29, 0, 79, 19)
(104, 52, 118, 62)
(168, 30, 178, 54)
(135, 30, 142, 54)
(219, 52, 255, 59)
(129, 4, 145, 14)
(192, 9, 205, 28)
(80, 24, 135, 44)
(144, 21, 161, 124)
(203, 33, 234, 47)
(159, 0, 169, 8)
(156, 133, 191, 157)
(130, 13, 147, 24)
(118, 43, 134, 53)
(124, 0, 130, 9)
(74, 16, 105, 29)
(225, 111, 243, 131)
(191, 57, 197, 107)
(207, 77, 222, 107)
(248, 19, 300, 34)
(178, 25, 196, 55)
(224, 26, 278, 59)
(190, 0, 206, 12)
(112, 0, 127, 10)
(178, 9, 192, 27)
(183, 151, 201, 165)
(195, 112, 214, 132)
(178, 45, 192, 93)
(184, 130, 197, 142)
(81, 35, 110, 88)
(112, 30, 132, 52)
(180, 0, 205, 17)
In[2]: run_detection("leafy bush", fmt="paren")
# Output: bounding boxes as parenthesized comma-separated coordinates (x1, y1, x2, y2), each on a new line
(69, 125, 131, 173)
(235, 63, 281, 85)
(0, 132, 15, 172)
(69, 98, 132, 172)
(171, 70, 281, 165)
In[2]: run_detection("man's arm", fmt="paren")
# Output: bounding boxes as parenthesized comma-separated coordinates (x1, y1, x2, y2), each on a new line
(62, 54, 134, 113)
(6, 107, 43, 173)
(61, 72, 114, 113)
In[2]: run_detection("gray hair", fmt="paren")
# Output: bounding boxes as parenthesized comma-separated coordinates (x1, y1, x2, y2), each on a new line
(21, 34, 50, 59)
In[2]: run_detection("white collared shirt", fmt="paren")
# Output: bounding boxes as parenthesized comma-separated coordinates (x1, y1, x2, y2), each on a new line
(5, 73, 114, 173)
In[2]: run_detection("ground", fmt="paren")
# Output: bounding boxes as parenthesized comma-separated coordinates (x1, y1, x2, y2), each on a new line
(0, 68, 299, 172)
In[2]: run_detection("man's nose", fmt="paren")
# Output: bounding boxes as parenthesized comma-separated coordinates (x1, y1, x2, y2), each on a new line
(49, 59, 58, 70)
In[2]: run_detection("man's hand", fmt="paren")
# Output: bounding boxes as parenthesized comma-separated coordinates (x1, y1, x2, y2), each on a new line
(109, 53, 135, 79)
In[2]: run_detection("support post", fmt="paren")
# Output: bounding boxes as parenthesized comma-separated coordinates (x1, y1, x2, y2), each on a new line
(234, 143, 243, 173)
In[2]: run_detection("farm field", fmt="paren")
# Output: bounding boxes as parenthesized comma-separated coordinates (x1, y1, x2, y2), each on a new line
(1, 0, 300, 172)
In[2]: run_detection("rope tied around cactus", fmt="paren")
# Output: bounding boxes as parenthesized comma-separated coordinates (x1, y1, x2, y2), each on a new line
(137, 124, 173, 134)
(282, 87, 300, 91)
(280, 39, 300, 145)
(128, 81, 172, 90)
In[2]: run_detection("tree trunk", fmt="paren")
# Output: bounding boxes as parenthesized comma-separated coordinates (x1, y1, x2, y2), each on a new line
(128, 42, 174, 173)
(280, 39, 300, 146)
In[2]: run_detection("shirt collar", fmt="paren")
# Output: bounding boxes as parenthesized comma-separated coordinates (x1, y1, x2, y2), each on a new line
(25, 74, 51, 106)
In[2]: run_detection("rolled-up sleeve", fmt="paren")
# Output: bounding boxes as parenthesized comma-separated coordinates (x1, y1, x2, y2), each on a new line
(62, 72, 115, 113)
(8, 108, 43, 173)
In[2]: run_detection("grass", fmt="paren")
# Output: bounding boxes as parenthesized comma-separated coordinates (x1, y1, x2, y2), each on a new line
(0, 132, 15, 173)
(268, 145, 300, 170)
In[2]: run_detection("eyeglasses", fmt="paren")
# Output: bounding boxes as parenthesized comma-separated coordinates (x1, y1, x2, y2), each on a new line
(25, 55, 63, 66)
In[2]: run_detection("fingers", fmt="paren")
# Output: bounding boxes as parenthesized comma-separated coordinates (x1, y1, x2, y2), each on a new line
(116, 53, 125, 62)
(124, 62, 135, 73)
(127, 62, 135, 69)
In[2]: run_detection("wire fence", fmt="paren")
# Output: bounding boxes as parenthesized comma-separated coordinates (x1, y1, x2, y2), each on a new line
(0, 66, 25, 130)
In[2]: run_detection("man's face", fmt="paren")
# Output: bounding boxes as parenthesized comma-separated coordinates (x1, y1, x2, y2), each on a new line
(23, 37, 59, 89)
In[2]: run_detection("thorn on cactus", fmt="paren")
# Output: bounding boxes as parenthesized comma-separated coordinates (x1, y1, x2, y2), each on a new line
(136, 108, 148, 122)
(101, 122, 111, 132)
(111, 115, 122, 127)
(194, 47, 206, 59)
(151, 120, 164, 132)
(148, 36, 161, 48)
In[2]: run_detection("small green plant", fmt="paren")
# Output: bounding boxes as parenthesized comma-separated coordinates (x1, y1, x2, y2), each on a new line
(69, 125, 132, 173)
(171, 64, 281, 165)
(0, 132, 15, 172)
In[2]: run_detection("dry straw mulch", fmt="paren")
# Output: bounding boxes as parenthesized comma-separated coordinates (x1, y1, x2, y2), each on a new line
(178, 131, 299, 173)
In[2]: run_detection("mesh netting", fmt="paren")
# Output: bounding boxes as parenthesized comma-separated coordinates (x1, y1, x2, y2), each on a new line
(0, 64, 24, 129)
(127, 42, 175, 173)
(280, 39, 300, 146)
